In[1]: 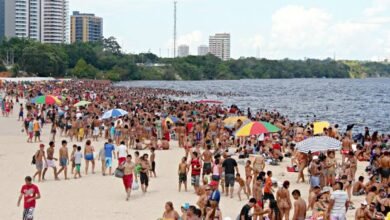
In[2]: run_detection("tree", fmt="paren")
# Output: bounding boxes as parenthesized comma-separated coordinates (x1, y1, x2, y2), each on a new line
(71, 59, 98, 79)
(102, 37, 122, 55)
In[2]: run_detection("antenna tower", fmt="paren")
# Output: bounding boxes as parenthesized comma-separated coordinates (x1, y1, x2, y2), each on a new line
(173, 1, 177, 58)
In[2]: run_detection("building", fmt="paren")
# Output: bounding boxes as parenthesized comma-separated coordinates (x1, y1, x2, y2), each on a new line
(41, 0, 69, 43)
(13, 0, 41, 40)
(198, 45, 209, 56)
(177, 44, 189, 57)
(70, 11, 103, 43)
(1, 0, 68, 43)
(209, 33, 230, 61)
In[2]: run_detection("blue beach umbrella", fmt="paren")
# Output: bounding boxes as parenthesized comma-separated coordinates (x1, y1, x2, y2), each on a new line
(102, 109, 128, 119)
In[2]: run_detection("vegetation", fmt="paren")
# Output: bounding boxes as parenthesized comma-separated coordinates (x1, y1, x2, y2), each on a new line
(0, 37, 389, 81)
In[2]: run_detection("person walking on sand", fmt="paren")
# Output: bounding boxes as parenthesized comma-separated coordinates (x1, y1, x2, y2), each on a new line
(116, 140, 128, 166)
(222, 152, 239, 198)
(162, 201, 180, 220)
(42, 141, 59, 181)
(119, 154, 136, 201)
(327, 181, 349, 220)
(140, 154, 150, 193)
(190, 152, 202, 193)
(17, 176, 41, 220)
(178, 156, 189, 192)
(33, 144, 47, 182)
(74, 146, 83, 179)
(84, 140, 95, 175)
(56, 140, 69, 180)
(33, 117, 41, 143)
(292, 189, 306, 220)
(150, 147, 157, 178)
(276, 180, 292, 220)
(103, 139, 116, 176)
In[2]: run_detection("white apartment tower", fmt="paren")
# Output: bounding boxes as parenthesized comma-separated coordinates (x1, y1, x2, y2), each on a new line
(14, 0, 41, 40)
(7, 0, 68, 43)
(197, 45, 209, 56)
(178, 44, 189, 57)
(209, 33, 230, 61)
(41, 0, 68, 43)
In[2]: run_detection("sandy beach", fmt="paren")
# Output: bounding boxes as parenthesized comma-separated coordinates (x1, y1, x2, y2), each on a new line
(0, 103, 368, 220)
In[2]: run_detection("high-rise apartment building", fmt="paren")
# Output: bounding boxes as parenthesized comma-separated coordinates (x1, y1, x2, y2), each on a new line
(70, 11, 103, 43)
(178, 44, 189, 57)
(197, 45, 209, 56)
(1, 0, 68, 43)
(14, 0, 40, 40)
(209, 33, 230, 61)
(41, 0, 68, 43)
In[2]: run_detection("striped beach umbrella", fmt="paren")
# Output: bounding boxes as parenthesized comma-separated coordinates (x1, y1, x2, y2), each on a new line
(102, 109, 128, 119)
(296, 136, 341, 153)
(31, 95, 61, 105)
(235, 121, 280, 137)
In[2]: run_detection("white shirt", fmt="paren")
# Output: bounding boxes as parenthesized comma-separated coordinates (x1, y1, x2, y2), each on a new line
(117, 144, 127, 158)
(330, 190, 348, 215)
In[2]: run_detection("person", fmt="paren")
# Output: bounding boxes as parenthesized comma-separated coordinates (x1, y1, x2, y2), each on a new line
(292, 189, 306, 220)
(140, 153, 150, 193)
(309, 156, 321, 190)
(104, 140, 116, 176)
(42, 141, 59, 181)
(178, 156, 189, 192)
(208, 180, 221, 205)
(56, 140, 69, 180)
(355, 200, 367, 220)
(276, 180, 292, 220)
(366, 202, 385, 220)
(74, 146, 83, 179)
(116, 140, 127, 166)
(236, 173, 249, 201)
(150, 147, 157, 178)
(33, 144, 47, 182)
(33, 117, 41, 143)
(222, 152, 239, 198)
(17, 176, 41, 220)
(264, 171, 275, 201)
(352, 176, 365, 196)
(239, 198, 257, 220)
(162, 201, 180, 220)
(84, 140, 95, 175)
(119, 154, 136, 201)
(190, 152, 202, 193)
(202, 145, 213, 177)
(327, 181, 349, 220)
(97, 143, 106, 175)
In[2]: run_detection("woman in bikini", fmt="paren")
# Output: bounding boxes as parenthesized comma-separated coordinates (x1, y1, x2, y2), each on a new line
(276, 181, 292, 220)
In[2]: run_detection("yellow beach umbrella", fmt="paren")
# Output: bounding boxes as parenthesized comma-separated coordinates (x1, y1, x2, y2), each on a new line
(313, 121, 330, 135)
(224, 116, 248, 126)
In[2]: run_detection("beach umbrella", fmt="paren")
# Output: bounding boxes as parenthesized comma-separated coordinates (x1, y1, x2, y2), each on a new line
(196, 100, 223, 105)
(164, 116, 179, 125)
(296, 136, 341, 153)
(74, 100, 91, 107)
(32, 95, 61, 105)
(223, 116, 250, 129)
(235, 121, 280, 137)
(102, 109, 128, 119)
(313, 121, 330, 135)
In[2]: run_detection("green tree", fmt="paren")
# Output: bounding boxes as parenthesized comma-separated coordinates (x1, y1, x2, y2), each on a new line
(71, 59, 98, 79)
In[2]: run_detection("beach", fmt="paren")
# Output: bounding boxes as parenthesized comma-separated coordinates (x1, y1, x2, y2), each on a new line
(0, 103, 368, 220)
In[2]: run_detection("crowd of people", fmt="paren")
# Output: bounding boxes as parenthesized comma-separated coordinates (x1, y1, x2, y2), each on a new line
(1, 79, 389, 220)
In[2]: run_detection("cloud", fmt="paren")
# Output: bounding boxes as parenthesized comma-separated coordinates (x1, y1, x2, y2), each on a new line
(246, 4, 389, 60)
(364, 0, 390, 16)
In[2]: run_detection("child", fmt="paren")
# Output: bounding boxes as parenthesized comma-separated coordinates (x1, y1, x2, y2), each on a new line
(235, 173, 249, 201)
(74, 146, 83, 179)
(70, 144, 77, 174)
(178, 157, 188, 192)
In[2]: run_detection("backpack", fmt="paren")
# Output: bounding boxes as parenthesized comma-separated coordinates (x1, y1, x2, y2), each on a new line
(31, 154, 36, 165)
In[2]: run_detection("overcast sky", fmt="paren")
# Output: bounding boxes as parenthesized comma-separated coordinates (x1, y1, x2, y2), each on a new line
(70, 0, 390, 60)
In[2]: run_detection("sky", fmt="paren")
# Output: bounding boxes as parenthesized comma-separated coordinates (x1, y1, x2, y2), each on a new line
(70, 0, 390, 60)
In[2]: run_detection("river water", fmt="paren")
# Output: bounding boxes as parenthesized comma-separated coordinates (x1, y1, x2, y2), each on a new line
(117, 78, 390, 133)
